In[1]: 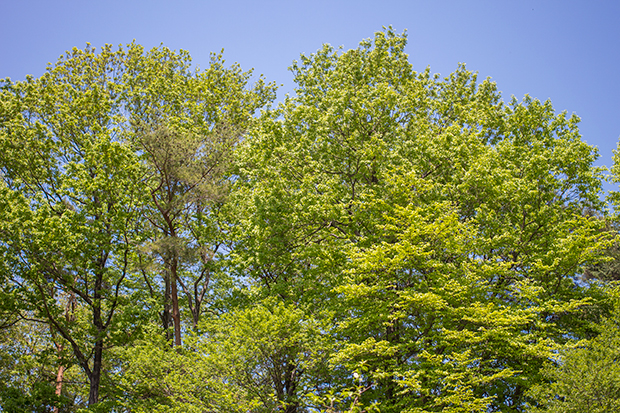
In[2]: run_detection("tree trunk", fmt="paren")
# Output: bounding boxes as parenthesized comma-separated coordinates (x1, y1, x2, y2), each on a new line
(163, 273, 174, 343)
(53, 363, 65, 413)
(171, 255, 182, 347)
(89, 262, 104, 406)
(53, 291, 75, 412)
(88, 339, 103, 405)
(284, 360, 299, 413)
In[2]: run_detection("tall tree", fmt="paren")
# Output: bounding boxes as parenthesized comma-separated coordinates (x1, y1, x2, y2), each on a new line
(233, 28, 610, 411)
(0, 42, 274, 405)
(123, 47, 276, 346)
(0, 44, 148, 405)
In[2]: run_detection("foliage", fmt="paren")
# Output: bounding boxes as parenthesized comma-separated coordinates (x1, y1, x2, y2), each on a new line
(0, 382, 68, 413)
(528, 309, 620, 413)
(0, 29, 616, 412)
(333, 173, 605, 412)
(111, 299, 328, 413)
(124, 46, 275, 346)
(0, 53, 147, 402)
(0, 321, 75, 412)
(233, 28, 611, 412)
(0, 42, 274, 407)
(198, 299, 332, 412)
(111, 326, 228, 413)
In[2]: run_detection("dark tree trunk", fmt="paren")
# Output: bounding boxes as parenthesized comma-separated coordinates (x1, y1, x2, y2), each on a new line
(170, 255, 182, 347)
(163, 272, 174, 343)
(88, 338, 104, 405)
(88, 258, 105, 406)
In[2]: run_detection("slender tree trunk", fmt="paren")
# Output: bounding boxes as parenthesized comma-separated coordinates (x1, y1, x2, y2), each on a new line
(161, 210, 182, 347)
(162, 251, 182, 347)
(89, 263, 104, 406)
(171, 255, 182, 347)
(53, 357, 65, 413)
(53, 291, 76, 412)
(88, 338, 103, 405)
(163, 273, 174, 343)
(54, 364, 65, 396)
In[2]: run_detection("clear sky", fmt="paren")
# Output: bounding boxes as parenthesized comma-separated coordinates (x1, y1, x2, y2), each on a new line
(2, 0, 619, 190)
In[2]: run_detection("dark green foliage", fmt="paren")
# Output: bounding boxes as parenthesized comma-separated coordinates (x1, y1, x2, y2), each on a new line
(0, 382, 69, 413)
(528, 314, 620, 413)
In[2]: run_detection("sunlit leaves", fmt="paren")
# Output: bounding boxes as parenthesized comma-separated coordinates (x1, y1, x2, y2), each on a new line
(232, 27, 611, 412)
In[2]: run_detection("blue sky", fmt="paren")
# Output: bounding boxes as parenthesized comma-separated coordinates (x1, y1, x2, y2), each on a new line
(2, 0, 619, 190)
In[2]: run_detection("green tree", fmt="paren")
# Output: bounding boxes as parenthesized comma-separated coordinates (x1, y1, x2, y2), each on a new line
(198, 299, 331, 413)
(528, 314, 620, 413)
(123, 47, 275, 346)
(0, 30, 613, 411)
(112, 325, 242, 413)
(0, 320, 74, 412)
(0, 42, 274, 407)
(233, 28, 610, 411)
(113, 298, 330, 413)
(583, 141, 620, 283)
(334, 172, 605, 412)
(0, 45, 146, 404)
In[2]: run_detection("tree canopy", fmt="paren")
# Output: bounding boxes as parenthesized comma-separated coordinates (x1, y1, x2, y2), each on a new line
(0, 28, 618, 412)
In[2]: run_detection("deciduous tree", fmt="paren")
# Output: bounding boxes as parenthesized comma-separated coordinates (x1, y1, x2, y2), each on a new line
(528, 309, 620, 413)
(0, 42, 274, 406)
(233, 28, 610, 411)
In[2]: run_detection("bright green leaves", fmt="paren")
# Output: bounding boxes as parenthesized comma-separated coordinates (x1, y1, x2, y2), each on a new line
(0, 28, 615, 412)
(291, 27, 413, 106)
(124, 45, 275, 136)
(0, 41, 275, 407)
(333, 177, 490, 412)
(232, 27, 611, 412)
(116, 301, 329, 413)
(114, 329, 238, 413)
(200, 300, 329, 412)
(333, 173, 601, 412)
(607, 140, 620, 213)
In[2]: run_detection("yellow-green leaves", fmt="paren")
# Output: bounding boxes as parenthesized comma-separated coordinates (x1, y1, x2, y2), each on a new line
(1, 29, 614, 411)
(0, 41, 275, 407)
(232, 28, 610, 412)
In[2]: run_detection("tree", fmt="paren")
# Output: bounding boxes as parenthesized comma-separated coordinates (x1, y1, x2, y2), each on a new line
(0, 44, 147, 404)
(232, 28, 610, 411)
(123, 47, 275, 346)
(0, 320, 73, 412)
(109, 300, 327, 413)
(333, 172, 609, 412)
(198, 299, 331, 413)
(112, 325, 243, 413)
(0, 43, 274, 406)
(528, 311, 620, 413)
(583, 141, 620, 283)
(0, 30, 613, 411)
